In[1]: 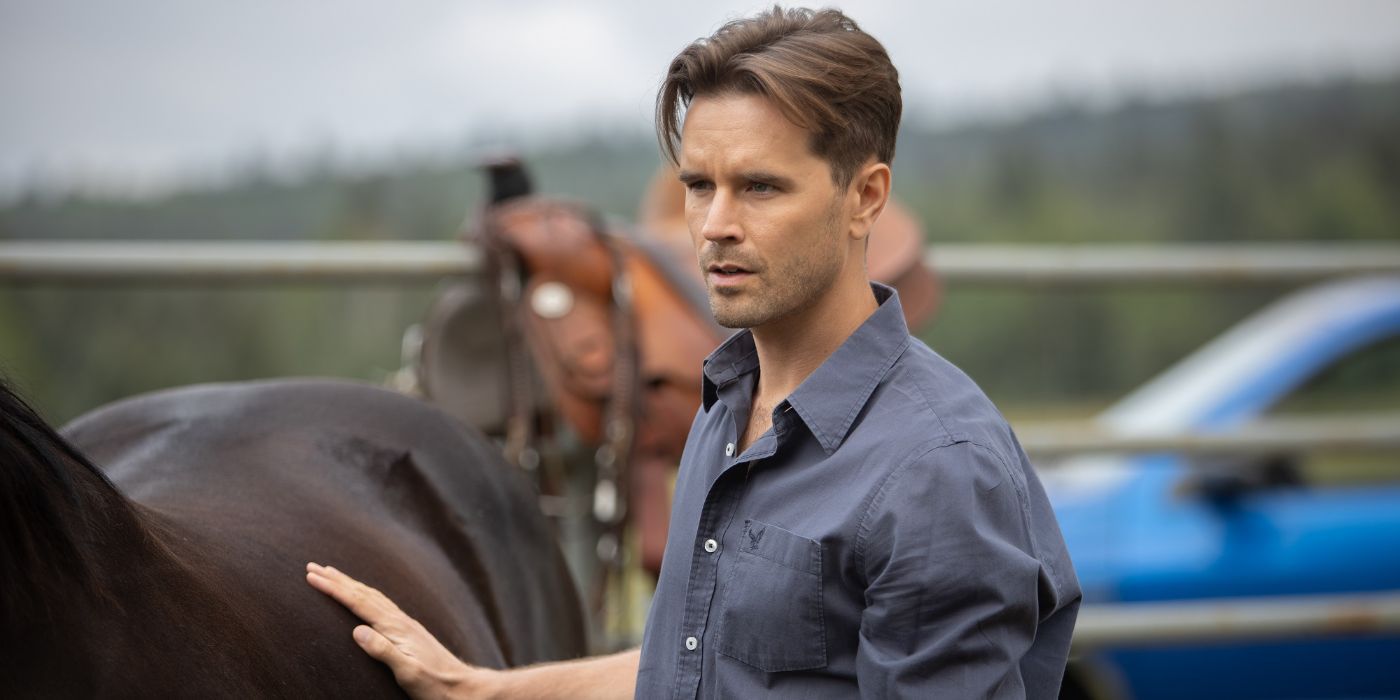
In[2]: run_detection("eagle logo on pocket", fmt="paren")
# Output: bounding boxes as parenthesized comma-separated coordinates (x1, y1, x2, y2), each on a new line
(746, 524, 765, 551)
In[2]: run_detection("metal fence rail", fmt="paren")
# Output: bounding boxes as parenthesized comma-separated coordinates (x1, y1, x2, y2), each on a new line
(3, 241, 1400, 285)
(1073, 590, 1400, 650)
(928, 243, 1400, 285)
(0, 241, 482, 284)
(1016, 413, 1400, 458)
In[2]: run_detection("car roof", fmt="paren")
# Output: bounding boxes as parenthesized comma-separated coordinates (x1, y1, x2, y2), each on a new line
(1102, 275, 1400, 433)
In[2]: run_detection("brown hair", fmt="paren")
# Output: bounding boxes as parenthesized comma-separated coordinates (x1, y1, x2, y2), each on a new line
(656, 6, 901, 187)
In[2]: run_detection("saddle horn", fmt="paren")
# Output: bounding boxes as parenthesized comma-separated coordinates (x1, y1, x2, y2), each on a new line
(481, 155, 534, 204)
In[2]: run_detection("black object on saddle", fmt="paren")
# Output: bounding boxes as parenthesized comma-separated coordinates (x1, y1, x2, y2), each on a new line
(484, 156, 534, 204)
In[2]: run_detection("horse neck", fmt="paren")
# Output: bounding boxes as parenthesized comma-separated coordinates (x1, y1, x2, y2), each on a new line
(0, 427, 159, 686)
(0, 385, 262, 694)
(3, 416, 136, 596)
(0, 439, 303, 696)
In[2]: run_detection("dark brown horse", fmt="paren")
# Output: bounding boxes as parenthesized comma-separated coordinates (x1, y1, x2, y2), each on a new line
(0, 378, 586, 698)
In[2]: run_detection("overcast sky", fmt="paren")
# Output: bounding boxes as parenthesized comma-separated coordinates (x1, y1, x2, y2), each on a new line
(3, 0, 1399, 198)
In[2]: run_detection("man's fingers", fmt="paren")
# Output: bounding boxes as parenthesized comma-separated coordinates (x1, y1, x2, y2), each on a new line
(306, 569, 367, 615)
(306, 562, 476, 696)
(353, 625, 424, 687)
(306, 562, 403, 627)
(353, 624, 396, 660)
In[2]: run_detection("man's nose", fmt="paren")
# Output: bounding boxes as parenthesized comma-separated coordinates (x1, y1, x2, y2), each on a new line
(700, 190, 743, 243)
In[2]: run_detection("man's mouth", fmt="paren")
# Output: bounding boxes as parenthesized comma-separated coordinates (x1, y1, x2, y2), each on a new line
(708, 262, 750, 275)
(706, 262, 756, 286)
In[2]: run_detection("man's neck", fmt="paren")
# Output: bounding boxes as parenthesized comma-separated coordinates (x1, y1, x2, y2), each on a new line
(749, 275, 879, 409)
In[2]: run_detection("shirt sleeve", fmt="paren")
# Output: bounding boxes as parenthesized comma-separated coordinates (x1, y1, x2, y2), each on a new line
(853, 440, 1075, 699)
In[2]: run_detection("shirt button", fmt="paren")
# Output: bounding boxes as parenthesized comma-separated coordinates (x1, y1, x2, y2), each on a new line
(725, 442, 735, 457)
(685, 636, 699, 651)
(704, 538, 719, 553)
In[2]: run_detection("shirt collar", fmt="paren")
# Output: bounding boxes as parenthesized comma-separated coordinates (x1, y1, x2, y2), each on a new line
(702, 282, 912, 454)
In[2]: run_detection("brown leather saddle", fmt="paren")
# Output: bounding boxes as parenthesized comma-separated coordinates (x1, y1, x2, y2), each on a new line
(413, 159, 941, 581)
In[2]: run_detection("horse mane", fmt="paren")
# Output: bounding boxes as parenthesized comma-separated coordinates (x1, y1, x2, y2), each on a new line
(0, 379, 129, 630)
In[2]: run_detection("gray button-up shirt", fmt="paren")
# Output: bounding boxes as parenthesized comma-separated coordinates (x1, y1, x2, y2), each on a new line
(635, 283, 1081, 699)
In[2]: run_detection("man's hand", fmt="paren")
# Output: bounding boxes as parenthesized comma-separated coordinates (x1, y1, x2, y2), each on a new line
(305, 562, 500, 700)
(307, 561, 639, 700)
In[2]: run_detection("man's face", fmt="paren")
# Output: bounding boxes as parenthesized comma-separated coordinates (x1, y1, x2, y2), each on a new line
(678, 93, 851, 330)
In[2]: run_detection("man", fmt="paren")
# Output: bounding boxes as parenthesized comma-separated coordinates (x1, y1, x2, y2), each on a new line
(307, 7, 1080, 698)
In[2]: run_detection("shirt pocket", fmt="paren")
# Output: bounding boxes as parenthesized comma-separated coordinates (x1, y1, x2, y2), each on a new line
(715, 519, 826, 672)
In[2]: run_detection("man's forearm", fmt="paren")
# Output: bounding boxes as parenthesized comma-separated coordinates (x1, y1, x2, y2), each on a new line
(479, 648, 639, 700)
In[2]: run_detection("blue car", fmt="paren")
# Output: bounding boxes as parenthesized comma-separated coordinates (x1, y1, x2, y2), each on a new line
(1044, 276, 1400, 699)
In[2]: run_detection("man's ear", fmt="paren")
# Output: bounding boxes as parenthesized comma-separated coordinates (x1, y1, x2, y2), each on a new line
(848, 160, 891, 242)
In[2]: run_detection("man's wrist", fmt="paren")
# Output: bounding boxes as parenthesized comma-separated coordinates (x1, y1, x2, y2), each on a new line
(457, 665, 506, 700)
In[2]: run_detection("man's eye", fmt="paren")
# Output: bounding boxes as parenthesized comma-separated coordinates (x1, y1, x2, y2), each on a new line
(749, 182, 775, 194)
(686, 181, 712, 192)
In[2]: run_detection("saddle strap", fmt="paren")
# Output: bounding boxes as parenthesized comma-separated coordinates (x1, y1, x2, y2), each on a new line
(589, 230, 638, 621)
(480, 198, 641, 522)
(477, 226, 537, 470)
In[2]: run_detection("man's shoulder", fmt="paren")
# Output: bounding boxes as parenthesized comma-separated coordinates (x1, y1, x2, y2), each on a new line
(868, 336, 1018, 458)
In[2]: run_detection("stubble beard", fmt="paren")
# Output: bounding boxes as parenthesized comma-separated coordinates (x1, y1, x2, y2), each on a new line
(708, 201, 846, 330)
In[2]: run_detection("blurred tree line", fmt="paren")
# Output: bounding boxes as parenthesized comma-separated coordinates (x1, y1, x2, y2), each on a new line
(2, 76, 1398, 423)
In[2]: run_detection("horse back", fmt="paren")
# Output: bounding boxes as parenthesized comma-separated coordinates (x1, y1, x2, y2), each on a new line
(61, 379, 586, 694)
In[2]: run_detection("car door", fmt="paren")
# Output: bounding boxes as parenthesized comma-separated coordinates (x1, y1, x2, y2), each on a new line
(1107, 321, 1400, 699)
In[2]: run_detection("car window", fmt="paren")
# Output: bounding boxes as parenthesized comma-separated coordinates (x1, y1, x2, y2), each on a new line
(1265, 333, 1400, 486)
